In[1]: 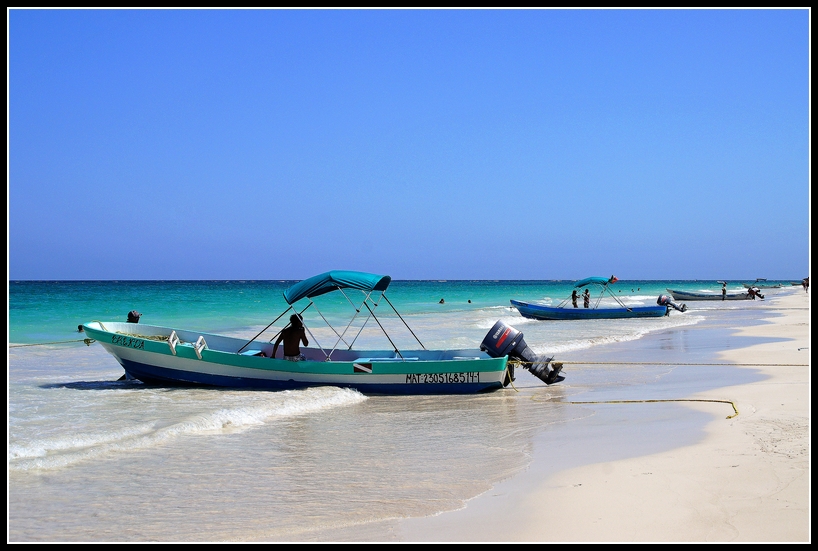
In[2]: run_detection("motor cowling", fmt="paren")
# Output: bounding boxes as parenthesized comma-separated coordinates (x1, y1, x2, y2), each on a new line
(480, 320, 564, 385)
(657, 295, 687, 312)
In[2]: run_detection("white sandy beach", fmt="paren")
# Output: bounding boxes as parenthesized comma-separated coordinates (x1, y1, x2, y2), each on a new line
(394, 287, 810, 542)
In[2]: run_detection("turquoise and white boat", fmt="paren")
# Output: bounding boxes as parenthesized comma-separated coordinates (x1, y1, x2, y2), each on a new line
(511, 276, 671, 320)
(82, 271, 564, 394)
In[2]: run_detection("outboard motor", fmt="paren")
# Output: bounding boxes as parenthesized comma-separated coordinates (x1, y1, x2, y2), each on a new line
(657, 295, 687, 312)
(480, 320, 564, 385)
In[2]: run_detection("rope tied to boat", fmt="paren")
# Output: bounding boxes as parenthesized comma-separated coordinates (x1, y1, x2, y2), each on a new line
(517, 360, 809, 367)
(9, 338, 96, 348)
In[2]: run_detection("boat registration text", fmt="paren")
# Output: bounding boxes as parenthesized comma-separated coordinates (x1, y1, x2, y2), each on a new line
(405, 372, 479, 384)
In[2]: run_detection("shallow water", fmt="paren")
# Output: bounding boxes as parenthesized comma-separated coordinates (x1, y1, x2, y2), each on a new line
(8, 280, 788, 541)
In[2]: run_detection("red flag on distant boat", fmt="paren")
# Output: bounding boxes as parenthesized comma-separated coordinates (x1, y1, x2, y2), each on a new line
(609, 275, 619, 283)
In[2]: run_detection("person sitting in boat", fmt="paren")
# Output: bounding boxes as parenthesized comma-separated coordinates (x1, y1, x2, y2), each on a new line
(583, 289, 590, 308)
(272, 314, 309, 361)
(571, 289, 579, 308)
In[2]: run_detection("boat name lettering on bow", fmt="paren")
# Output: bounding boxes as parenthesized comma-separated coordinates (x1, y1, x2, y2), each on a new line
(405, 372, 479, 384)
(111, 335, 145, 350)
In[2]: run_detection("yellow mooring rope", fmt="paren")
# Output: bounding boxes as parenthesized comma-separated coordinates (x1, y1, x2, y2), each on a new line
(560, 398, 739, 419)
(506, 366, 740, 419)
(512, 359, 801, 419)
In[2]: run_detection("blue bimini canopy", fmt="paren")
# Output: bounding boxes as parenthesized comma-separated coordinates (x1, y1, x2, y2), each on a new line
(283, 271, 392, 305)
(574, 276, 615, 288)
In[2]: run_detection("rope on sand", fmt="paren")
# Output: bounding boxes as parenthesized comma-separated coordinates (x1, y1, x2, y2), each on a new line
(571, 398, 738, 419)
(533, 396, 740, 419)
(10, 339, 96, 348)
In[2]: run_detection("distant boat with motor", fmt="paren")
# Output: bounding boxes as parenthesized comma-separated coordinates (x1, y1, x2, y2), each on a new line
(666, 288, 757, 301)
(82, 270, 564, 395)
(510, 276, 684, 321)
(742, 278, 782, 289)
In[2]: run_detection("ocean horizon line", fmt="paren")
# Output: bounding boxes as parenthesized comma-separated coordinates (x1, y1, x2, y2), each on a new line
(8, 277, 803, 283)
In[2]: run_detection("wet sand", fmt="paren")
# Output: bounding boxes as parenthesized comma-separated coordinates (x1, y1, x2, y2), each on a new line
(394, 287, 810, 542)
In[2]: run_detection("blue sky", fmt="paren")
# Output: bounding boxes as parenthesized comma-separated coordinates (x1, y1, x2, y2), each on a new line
(8, 9, 810, 280)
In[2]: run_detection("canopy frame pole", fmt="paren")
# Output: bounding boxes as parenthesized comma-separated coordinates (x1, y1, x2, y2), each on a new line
(337, 285, 364, 312)
(237, 306, 293, 354)
(605, 285, 632, 310)
(325, 287, 378, 356)
(360, 299, 404, 358)
(312, 289, 357, 350)
(289, 301, 332, 360)
(593, 285, 605, 309)
(344, 290, 385, 351)
(382, 294, 425, 350)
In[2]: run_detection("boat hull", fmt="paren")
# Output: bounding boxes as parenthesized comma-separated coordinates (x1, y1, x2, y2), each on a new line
(82, 322, 509, 395)
(667, 289, 750, 301)
(510, 300, 668, 320)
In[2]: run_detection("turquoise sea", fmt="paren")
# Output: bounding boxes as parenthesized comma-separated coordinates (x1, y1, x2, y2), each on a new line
(9, 278, 789, 345)
(8, 278, 797, 541)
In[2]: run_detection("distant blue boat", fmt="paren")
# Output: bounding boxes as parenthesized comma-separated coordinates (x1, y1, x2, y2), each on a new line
(510, 299, 668, 320)
(510, 276, 670, 320)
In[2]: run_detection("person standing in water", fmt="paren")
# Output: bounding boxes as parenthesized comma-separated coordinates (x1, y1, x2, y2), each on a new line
(722, 281, 727, 301)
